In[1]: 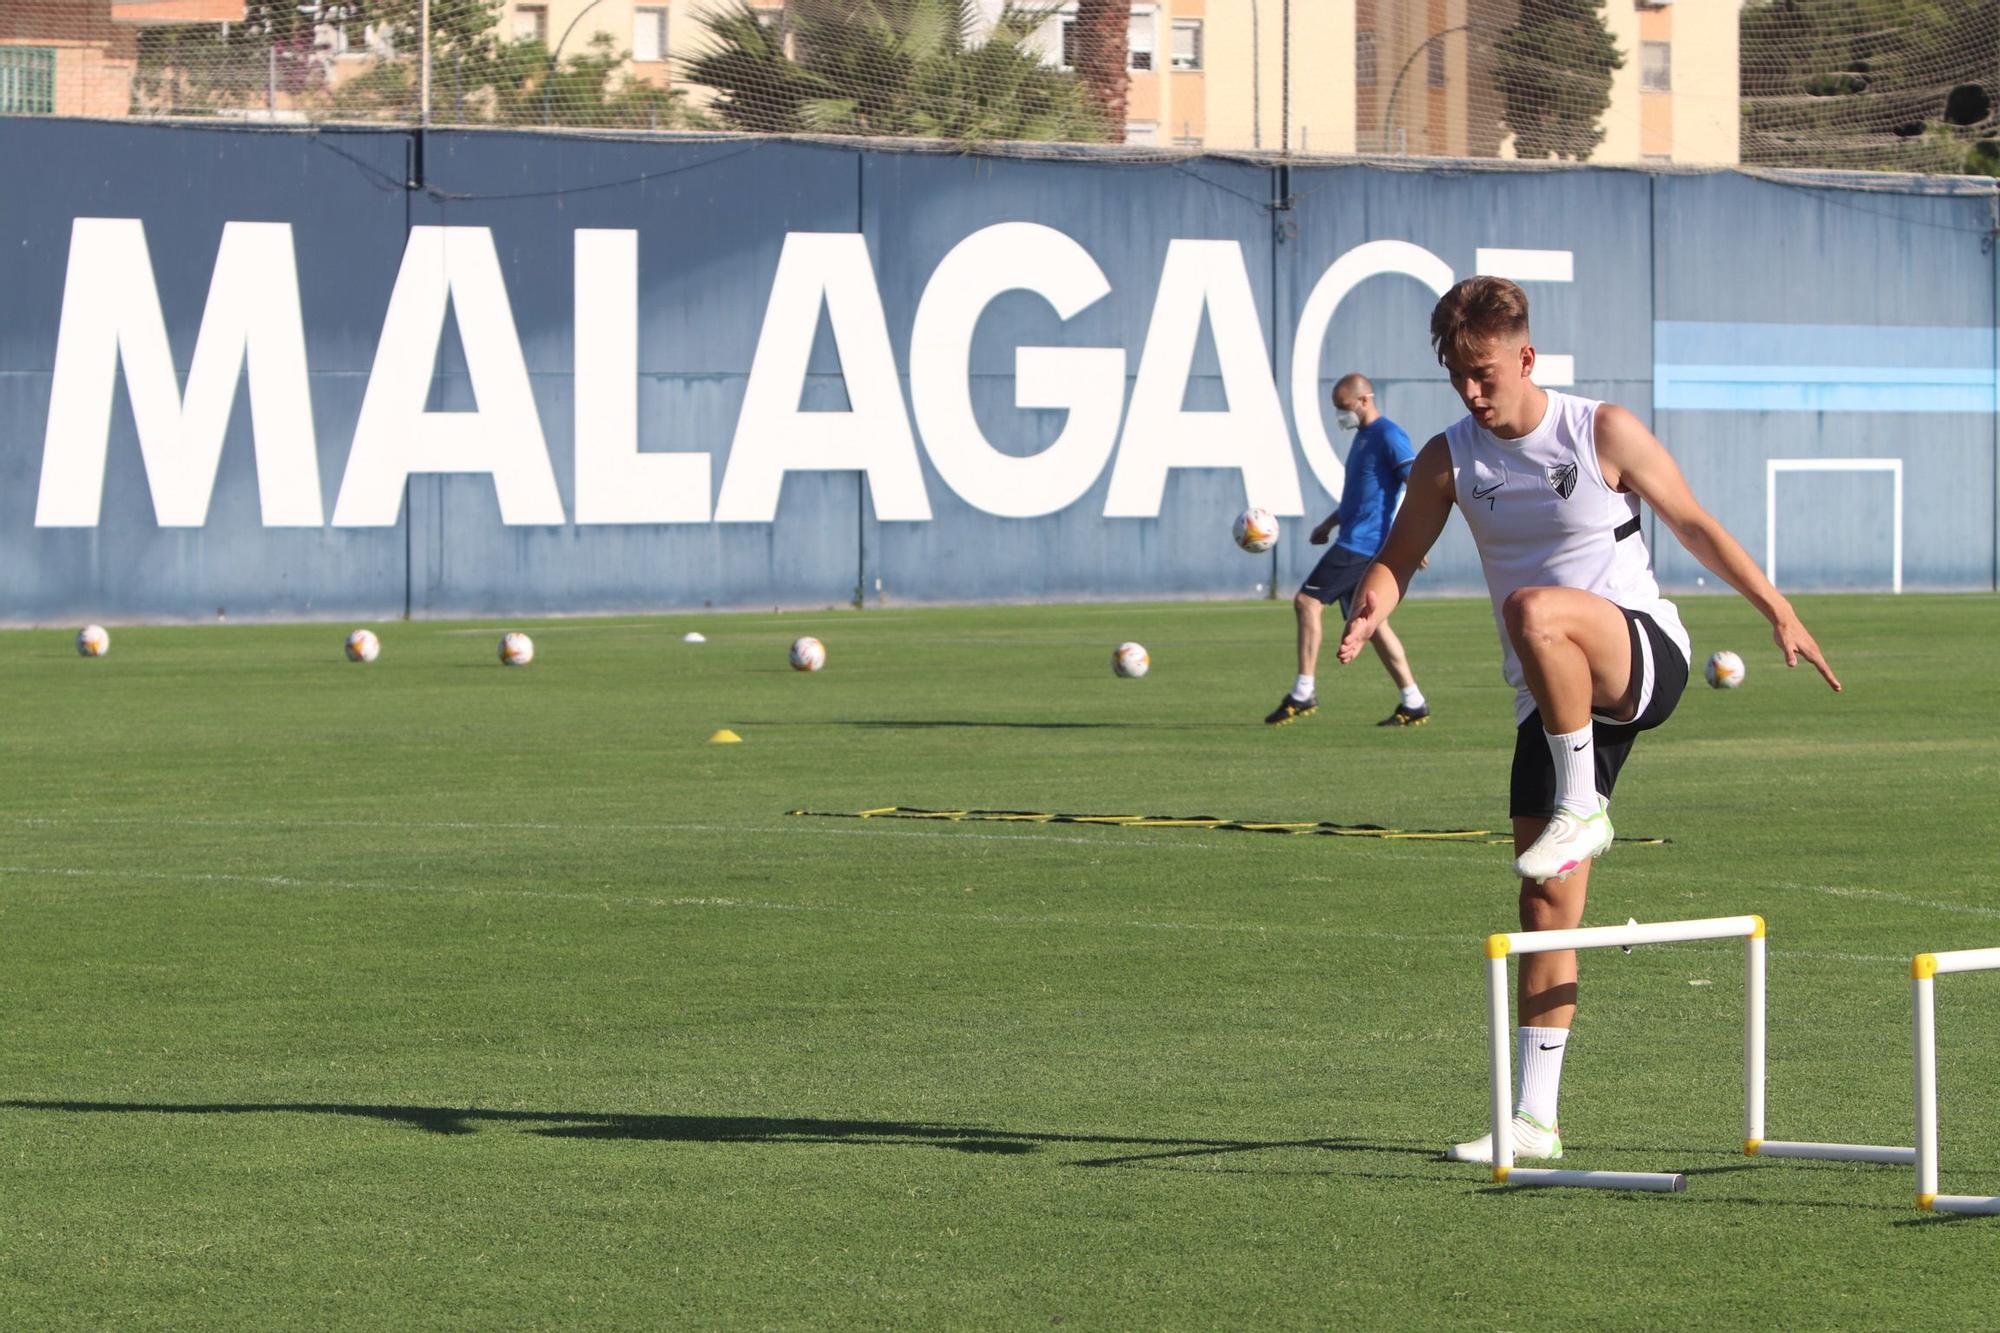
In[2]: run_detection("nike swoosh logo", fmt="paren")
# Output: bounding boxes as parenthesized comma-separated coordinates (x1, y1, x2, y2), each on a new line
(1471, 483, 1502, 499)
(1572, 742, 1588, 751)
(1538, 1043, 1566, 1051)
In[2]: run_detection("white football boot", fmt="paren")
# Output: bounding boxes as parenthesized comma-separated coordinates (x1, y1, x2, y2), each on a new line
(1446, 1111, 1563, 1164)
(1513, 802, 1614, 884)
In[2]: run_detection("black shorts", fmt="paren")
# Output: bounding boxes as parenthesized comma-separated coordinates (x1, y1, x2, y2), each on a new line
(1509, 607, 1690, 819)
(1299, 546, 1374, 618)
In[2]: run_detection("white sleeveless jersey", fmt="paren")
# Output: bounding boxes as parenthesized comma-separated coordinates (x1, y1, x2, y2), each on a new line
(1444, 390, 1690, 725)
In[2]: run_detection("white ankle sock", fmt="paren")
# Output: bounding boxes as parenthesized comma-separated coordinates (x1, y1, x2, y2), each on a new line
(1545, 724, 1598, 817)
(1516, 1025, 1570, 1126)
(1400, 684, 1426, 710)
(1292, 674, 1315, 700)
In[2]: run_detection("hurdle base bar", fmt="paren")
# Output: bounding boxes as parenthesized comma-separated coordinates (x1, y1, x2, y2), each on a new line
(1749, 1139, 1915, 1166)
(1920, 1194, 2000, 1216)
(1496, 1167, 1687, 1193)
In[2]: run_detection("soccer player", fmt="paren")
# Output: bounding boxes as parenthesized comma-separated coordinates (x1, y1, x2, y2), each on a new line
(1334, 277, 1841, 1163)
(1265, 374, 1431, 729)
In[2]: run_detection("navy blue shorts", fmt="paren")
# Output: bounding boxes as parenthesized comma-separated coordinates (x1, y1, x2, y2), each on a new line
(1299, 546, 1374, 618)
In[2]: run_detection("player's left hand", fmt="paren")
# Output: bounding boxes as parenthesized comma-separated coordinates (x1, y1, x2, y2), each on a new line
(1774, 615, 1842, 692)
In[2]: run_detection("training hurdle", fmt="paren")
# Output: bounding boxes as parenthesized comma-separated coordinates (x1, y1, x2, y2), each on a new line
(1914, 947, 2000, 1216)
(1483, 913, 1912, 1194)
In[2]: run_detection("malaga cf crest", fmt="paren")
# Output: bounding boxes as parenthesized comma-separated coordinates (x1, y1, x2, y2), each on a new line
(1548, 462, 1579, 499)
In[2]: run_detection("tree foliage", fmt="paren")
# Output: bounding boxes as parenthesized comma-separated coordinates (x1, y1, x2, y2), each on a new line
(685, 0, 1109, 143)
(1740, 0, 1998, 173)
(1493, 0, 1622, 161)
(135, 0, 706, 129)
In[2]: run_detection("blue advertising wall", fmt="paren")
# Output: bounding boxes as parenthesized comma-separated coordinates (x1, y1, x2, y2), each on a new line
(0, 118, 1993, 621)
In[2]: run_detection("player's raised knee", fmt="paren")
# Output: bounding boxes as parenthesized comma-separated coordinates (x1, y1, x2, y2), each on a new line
(1501, 586, 1564, 641)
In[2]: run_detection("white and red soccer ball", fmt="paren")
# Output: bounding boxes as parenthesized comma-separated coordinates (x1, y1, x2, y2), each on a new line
(789, 636, 827, 672)
(345, 629, 380, 663)
(1705, 649, 1745, 690)
(1233, 507, 1279, 554)
(76, 624, 110, 657)
(499, 631, 535, 667)
(1112, 642, 1150, 679)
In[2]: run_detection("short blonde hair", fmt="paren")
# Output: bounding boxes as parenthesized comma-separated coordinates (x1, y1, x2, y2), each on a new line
(1430, 276, 1530, 367)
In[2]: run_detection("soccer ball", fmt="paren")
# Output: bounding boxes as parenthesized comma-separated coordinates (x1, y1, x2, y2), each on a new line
(345, 629, 380, 663)
(76, 624, 110, 657)
(1112, 642, 1150, 678)
(1233, 507, 1279, 553)
(1705, 649, 1745, 690)
(499, 631, 535, 667)
(790, 636, 827, 672)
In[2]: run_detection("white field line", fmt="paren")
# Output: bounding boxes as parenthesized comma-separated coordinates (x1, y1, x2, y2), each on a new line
(1775, 882, 2000, 924)
(1, 813, 1235, 852)
(0, 863, 1457, 943)
(0, 862, 1949, 969)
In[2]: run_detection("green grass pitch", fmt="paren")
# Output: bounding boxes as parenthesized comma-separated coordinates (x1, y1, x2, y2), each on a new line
(2, 593, 1997, 1328)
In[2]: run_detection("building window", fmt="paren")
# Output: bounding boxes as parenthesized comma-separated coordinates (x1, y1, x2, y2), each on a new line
(1128, 10, 1155, 72)
(1126, 120, 1160, 145)
(1059, 15, 1077, 69)
(1641, 40, 1671, 92)
(514, 4, 548, 44)
(634, 7, 668, 62)
(1427, 41, 1446, 89)
(1356, 30, 1377, 86)
(0, 47, 56, 114)
(1170, 18, 1202, 70)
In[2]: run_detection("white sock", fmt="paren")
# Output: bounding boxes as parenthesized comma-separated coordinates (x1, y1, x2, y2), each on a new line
(1400, 684, 1426, 710)
(1292, 674, 1315, 700)
(1516, 1025, 1570, 1126)
(1545, 724, 1598, 817)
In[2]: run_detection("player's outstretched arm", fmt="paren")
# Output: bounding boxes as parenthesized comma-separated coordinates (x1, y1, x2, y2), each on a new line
(1595, 404, 1842, 692)
(1336, 435, 1453, 664)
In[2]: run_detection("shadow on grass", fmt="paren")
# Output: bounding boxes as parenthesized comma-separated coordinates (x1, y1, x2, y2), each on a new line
(0, 1099, 1432, 1167)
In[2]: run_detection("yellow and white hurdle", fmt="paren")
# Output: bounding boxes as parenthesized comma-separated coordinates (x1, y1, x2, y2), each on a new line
(1481, 914, 1918, 1194)
(1913, 947, 2000, 1216)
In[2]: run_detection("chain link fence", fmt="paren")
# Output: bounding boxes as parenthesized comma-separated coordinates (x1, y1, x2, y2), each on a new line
(1, 0, 1995, 174)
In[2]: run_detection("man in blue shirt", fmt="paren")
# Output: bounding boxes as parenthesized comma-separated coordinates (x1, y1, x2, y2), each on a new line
(1266, 374, 1431, 727)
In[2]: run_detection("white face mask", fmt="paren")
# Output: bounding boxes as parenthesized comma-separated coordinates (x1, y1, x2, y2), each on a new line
(1335, 409, 1362, 431)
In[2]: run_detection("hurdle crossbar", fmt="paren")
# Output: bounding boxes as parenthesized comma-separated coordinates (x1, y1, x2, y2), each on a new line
(1914, 948, 2000, 1216)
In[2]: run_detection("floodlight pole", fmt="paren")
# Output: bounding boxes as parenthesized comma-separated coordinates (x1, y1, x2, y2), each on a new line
(1248, 0, 1260, 150)
(419, 0, 431, 128)
(1279, 0, 1289, 155)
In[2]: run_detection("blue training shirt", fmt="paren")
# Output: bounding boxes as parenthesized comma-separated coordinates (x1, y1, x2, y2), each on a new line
(1332, 416, 1417, 557)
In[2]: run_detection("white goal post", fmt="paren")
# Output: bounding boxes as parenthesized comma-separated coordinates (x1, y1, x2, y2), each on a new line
(1765, 458, 1904, 594)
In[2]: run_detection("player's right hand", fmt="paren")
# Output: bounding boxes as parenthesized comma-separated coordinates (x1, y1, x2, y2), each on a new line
(1310, 519, 1334, 545)
(1336, 591, 1380, 663)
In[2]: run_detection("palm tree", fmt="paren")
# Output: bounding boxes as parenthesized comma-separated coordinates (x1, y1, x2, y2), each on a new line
(686, 0, 1108, 143)
(1068, 0, 1129, 142)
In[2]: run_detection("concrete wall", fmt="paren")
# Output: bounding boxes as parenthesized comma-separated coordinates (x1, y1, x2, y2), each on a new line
(0, 118, 1992, 621)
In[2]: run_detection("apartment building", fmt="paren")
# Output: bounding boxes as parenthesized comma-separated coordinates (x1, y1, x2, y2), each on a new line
(4, 0, 1738, 166)
(1010, 0, 1350, 152)
(1355, 0, 1738, 164)
(2, 0, 245, 117)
